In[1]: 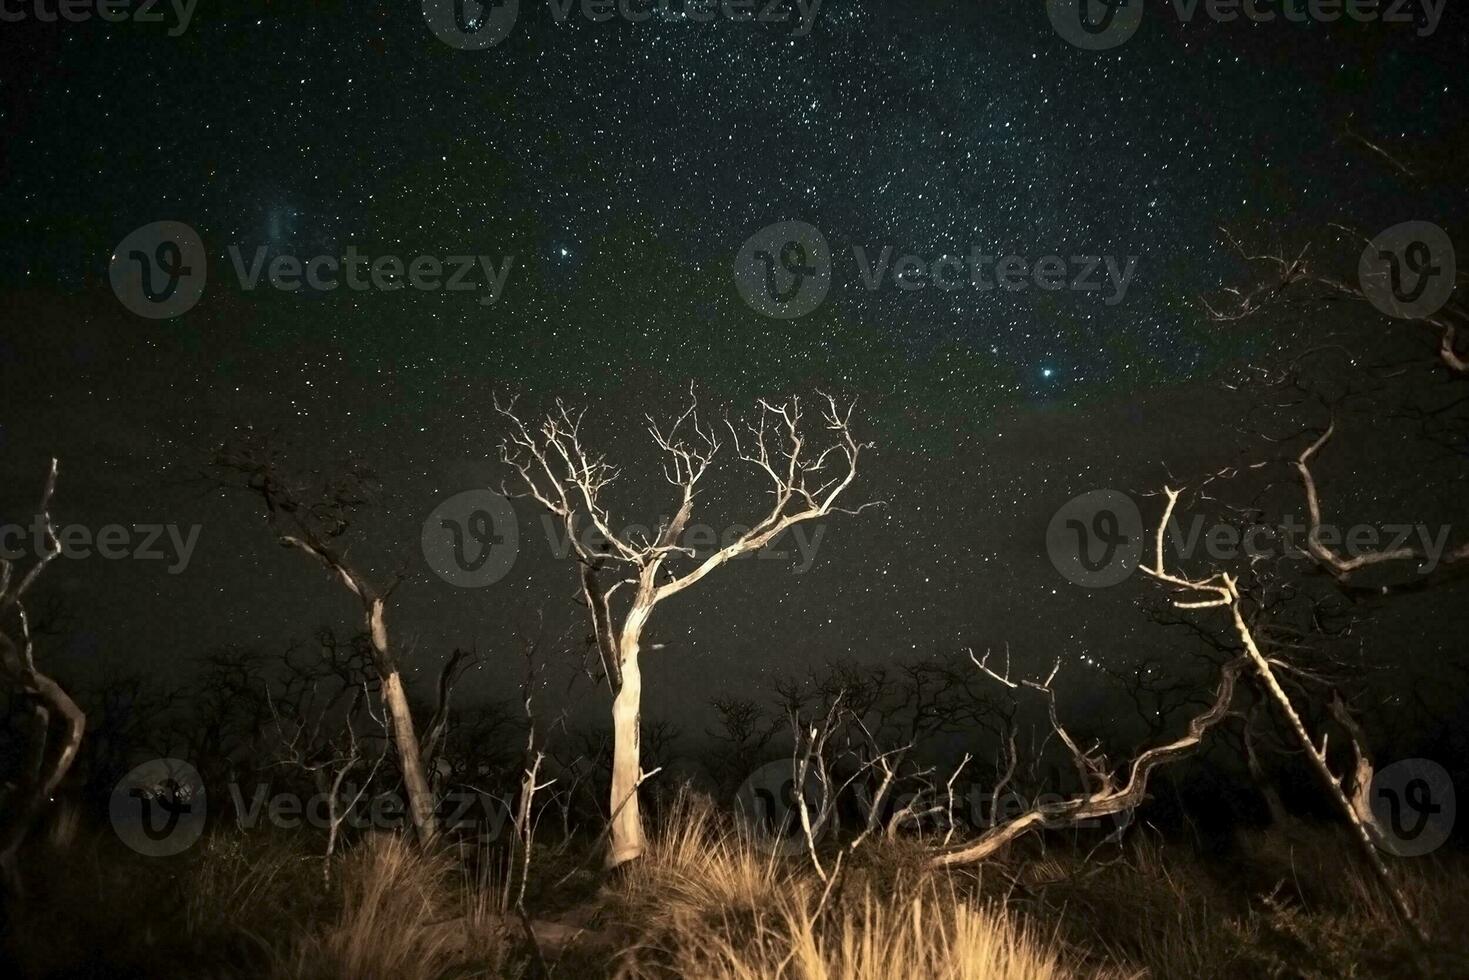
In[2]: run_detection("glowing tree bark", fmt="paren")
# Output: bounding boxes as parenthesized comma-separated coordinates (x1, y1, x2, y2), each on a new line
(1140, 487, 1424, 940)
(498, 390, 875, 867)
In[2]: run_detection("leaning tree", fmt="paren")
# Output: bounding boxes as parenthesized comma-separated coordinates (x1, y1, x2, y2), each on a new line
(497, 390, 875, 867)
(1112, 128, 1469, 938)
(212, 434, 441, 845)
(0, 460, 85, 890)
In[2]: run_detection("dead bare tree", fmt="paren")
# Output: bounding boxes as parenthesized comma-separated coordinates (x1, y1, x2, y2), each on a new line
(497, 388, 875, 867)
(212, 434, 439, 845)
(262, 630, 390, 881)
(706, 697, 780, 795)
(786, 693, 847, 881)
(265, 677, 383, 882)
(1205, 223, 1469, 378)
(930, 647, 1244, 869)
(1175, 134, 1465, 940)
(772, 651, 987, 849)
(0, 460, 86, 890)
(931, 492, 1258, 870)
(496, 617, 557, 915)
(1202, 128, 1469, 598)
(1140, 486, 1423, 940)
(419, 645, 479, 781)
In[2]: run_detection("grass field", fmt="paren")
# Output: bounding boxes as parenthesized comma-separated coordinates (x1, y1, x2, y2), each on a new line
(3, 786, 1463, 978)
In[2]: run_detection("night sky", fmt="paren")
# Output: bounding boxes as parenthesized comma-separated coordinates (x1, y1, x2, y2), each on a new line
(1, 1, 1465, 733)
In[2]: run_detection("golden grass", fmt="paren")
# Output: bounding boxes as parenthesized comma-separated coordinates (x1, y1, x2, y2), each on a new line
(615, 788, 1075, 979)
(277, 832, 512, 980)
(673, 884, 1074, 980)
(622, 785, 790, 917)
(30, 788, 1452, 979)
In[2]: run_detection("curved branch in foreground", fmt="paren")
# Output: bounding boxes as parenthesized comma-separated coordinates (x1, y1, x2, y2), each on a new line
(1140, 486, 1426, 942)
(929, 653, 1243, 868)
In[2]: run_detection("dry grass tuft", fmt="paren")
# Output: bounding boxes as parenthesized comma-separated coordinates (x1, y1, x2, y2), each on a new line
(614, 787, 1075, 979)
(278, 832, 513, 980)
(675, 883, 1074, 980)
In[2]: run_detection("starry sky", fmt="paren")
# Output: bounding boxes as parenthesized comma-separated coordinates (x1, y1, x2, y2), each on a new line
(0, 1, 1465, 733)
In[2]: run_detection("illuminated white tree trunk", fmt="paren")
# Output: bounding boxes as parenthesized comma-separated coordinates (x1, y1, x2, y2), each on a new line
(273, 548, 440, 846)
(381, 669, 438, 845)
(607, 641, 645, 865)
(498, 390, 875, 869)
